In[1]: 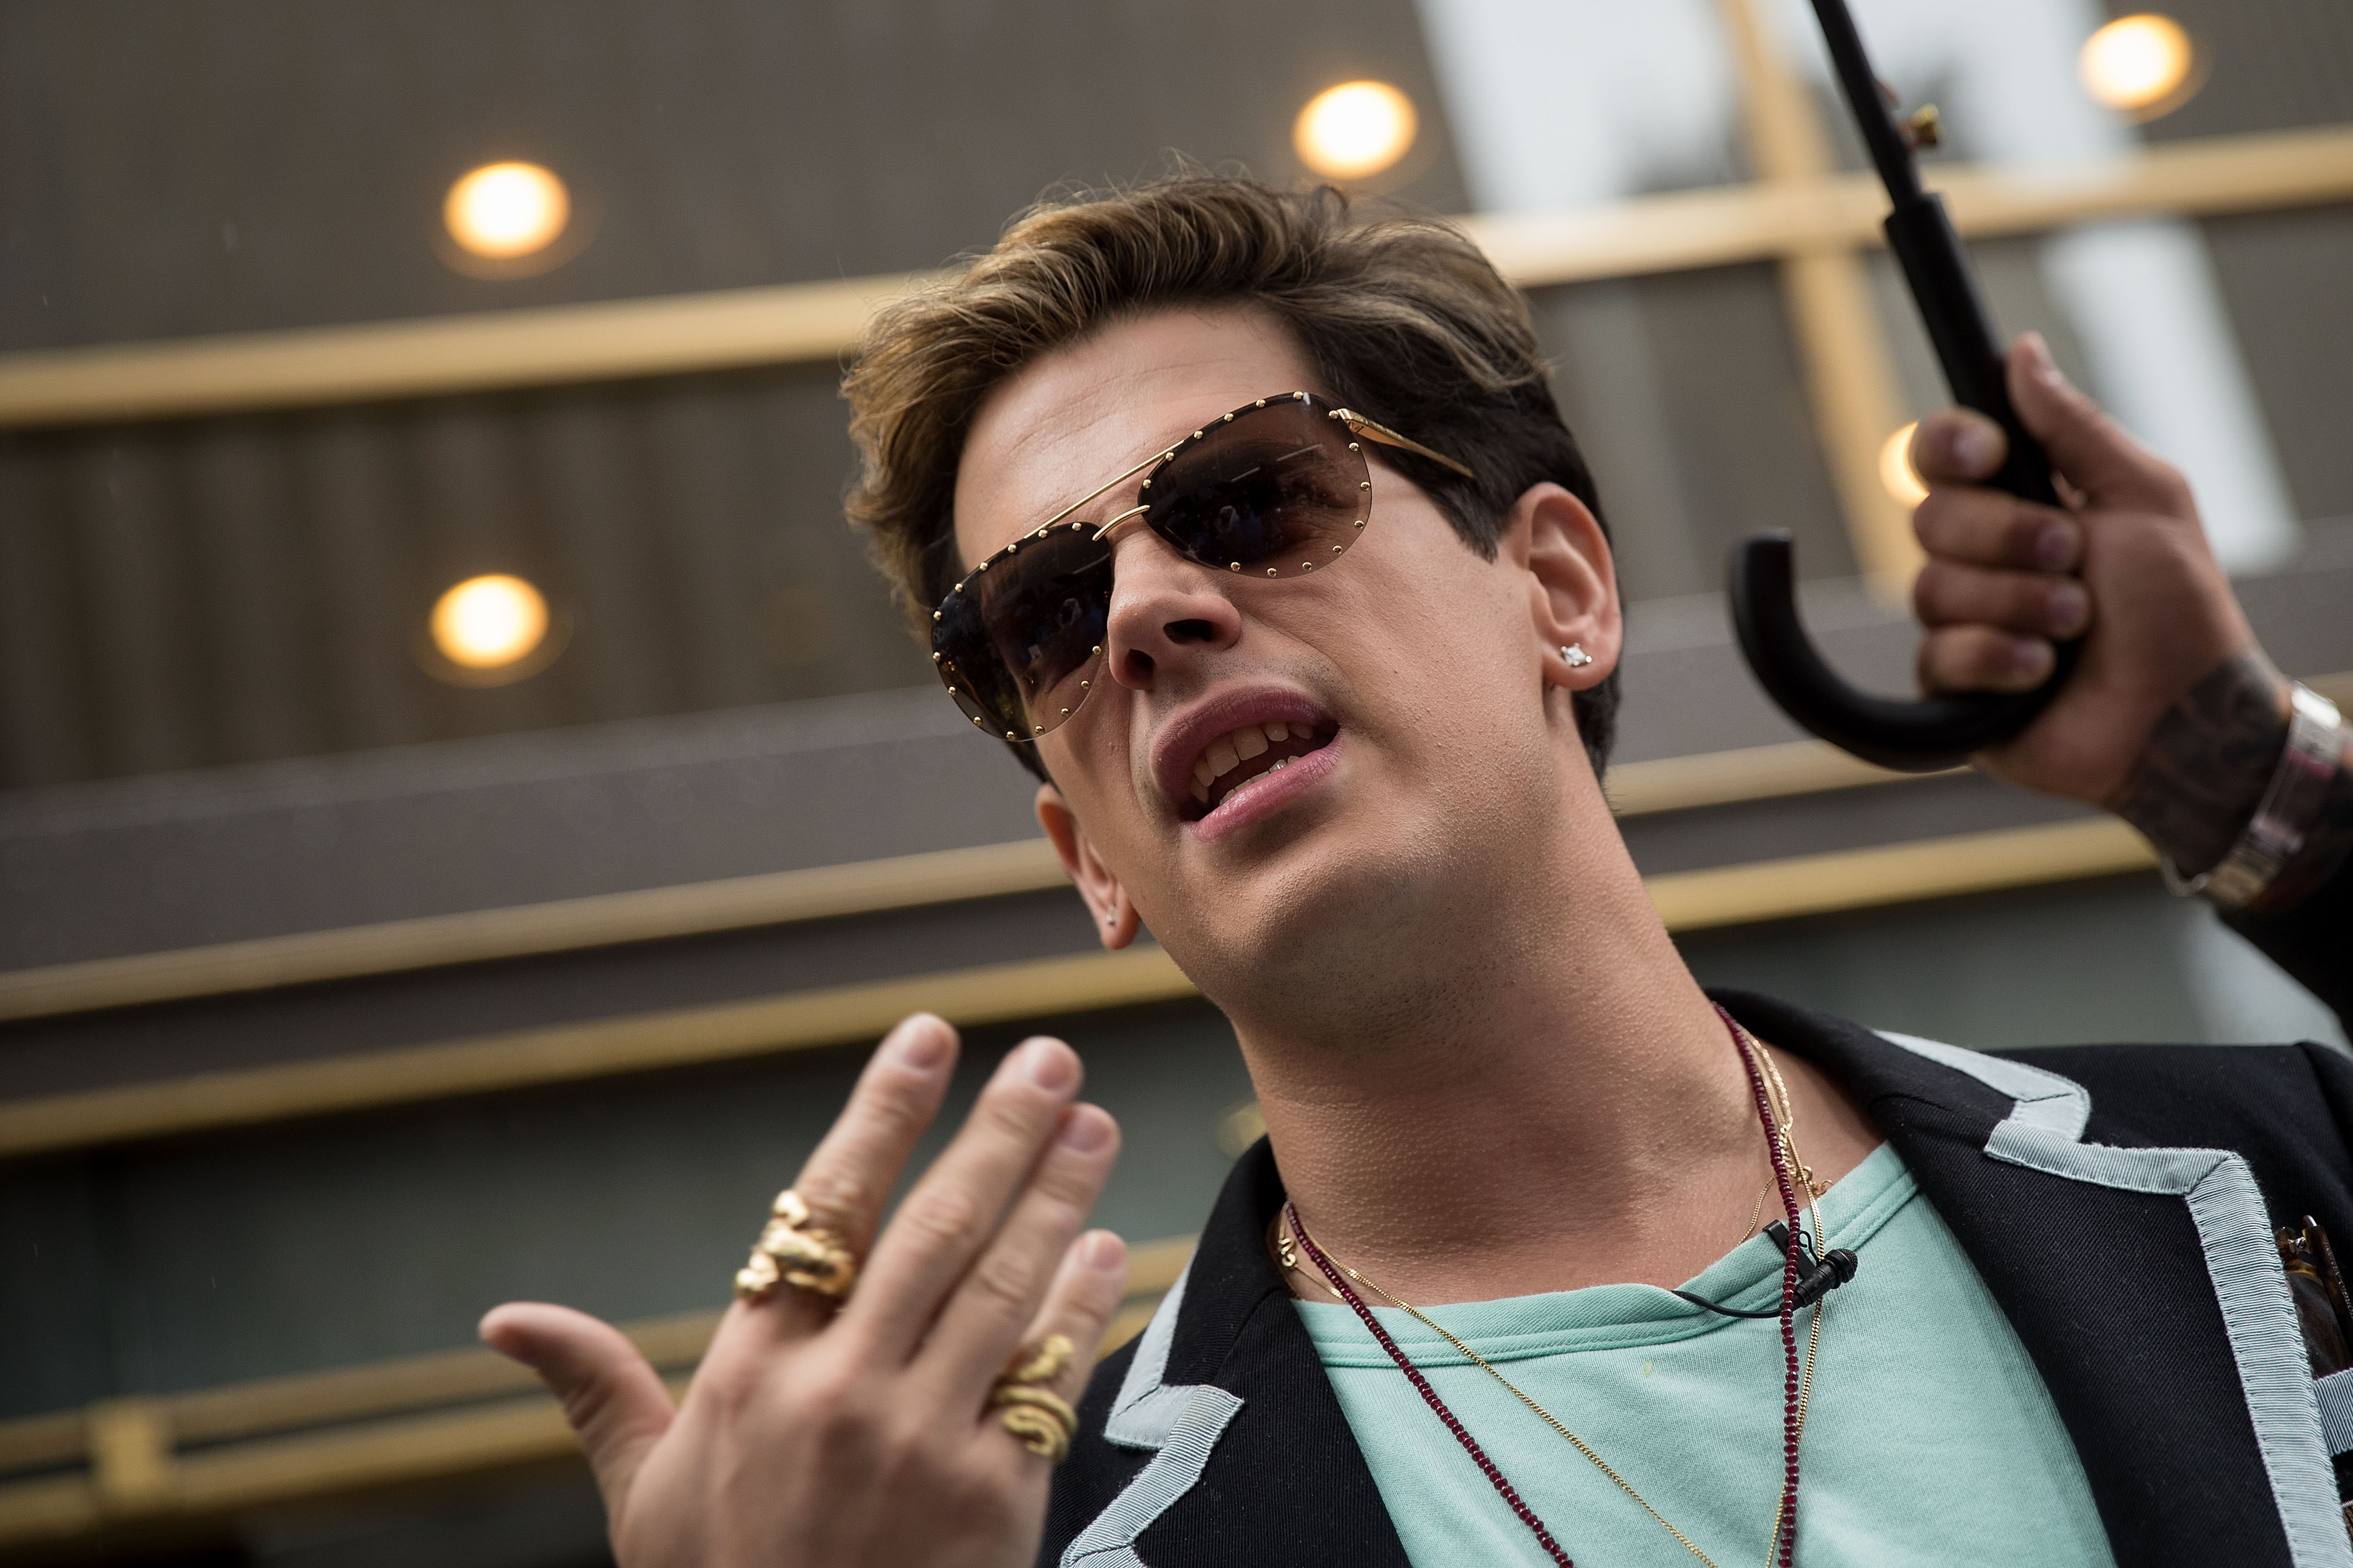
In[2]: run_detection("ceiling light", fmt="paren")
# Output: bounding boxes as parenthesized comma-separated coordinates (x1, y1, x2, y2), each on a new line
(1294, 81, 1418, 182)
(431, 574, 549, 670)
(1879, 423, 1928, 507)
(2080, 15, 2198, 118)
(444, 162, 570, 260)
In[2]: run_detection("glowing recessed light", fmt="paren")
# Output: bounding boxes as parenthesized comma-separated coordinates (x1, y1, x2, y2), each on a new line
(1294, 81, 1418, 182)
(444, 162, 570, 259)
(1880, 423, 1928, 507)
(431, 575, 549, 669)
(2080, 15, 2197, 116)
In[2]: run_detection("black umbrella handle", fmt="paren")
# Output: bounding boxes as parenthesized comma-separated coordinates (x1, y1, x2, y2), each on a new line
(1726, 0, 2075, 772)
(1731, 533, 2081, 771)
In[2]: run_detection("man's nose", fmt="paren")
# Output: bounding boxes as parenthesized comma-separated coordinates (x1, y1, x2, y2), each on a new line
(1101, 530, 1242, 692)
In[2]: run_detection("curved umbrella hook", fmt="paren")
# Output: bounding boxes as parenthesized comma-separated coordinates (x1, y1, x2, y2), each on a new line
(1726, 0, 2076, 772)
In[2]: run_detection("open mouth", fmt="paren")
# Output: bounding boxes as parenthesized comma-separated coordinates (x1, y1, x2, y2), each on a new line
(1181, 719, 1337, 820)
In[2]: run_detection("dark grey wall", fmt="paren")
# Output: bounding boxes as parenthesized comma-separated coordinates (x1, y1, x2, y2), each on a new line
(1683, 875, 2206, 1050)
(2095, 0, 2353, 525)
(0, 0, 1472, 791)
(1538, 265, 1858, 602)
(0, 685, 1035, 969)
(0, 0, 1471, 352)
(0, 365, 930, 789)
(2206, 203, 2353, 525)
(2127, 0, 2353, 146)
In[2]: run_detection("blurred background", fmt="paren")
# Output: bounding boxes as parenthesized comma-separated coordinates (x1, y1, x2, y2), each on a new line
(1, 0, 2347, 1560)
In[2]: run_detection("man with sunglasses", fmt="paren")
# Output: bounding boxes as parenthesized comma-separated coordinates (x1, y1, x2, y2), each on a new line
(485, 177, 2352, 1567)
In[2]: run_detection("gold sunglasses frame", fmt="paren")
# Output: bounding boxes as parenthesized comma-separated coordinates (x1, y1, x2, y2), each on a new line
(931, 390, 1477, 742)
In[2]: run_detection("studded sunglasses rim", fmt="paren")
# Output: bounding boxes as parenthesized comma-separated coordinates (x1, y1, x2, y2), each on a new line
(930, 391, 1472, 743)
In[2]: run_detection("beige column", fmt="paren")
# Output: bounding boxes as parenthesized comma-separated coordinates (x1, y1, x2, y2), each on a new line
(1718, 0, 1922, 588)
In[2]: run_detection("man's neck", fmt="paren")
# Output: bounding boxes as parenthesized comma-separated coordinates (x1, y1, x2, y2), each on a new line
(1228, 818, 1879, 1308)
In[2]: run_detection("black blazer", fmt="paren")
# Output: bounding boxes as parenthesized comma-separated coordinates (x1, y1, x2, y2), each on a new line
(1042, 991, 2353, 1568)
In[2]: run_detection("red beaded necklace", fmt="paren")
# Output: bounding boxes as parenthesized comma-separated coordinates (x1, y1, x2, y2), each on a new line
(1283, 1004, 1811, 1568)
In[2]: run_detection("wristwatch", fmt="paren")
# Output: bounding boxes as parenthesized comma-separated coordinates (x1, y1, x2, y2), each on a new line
(2163, 683, 2345, 910)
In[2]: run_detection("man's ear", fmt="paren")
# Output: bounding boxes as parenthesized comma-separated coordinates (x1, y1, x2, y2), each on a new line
(1036, 783, 1138, 949)
(1505, 482, 1621, 691)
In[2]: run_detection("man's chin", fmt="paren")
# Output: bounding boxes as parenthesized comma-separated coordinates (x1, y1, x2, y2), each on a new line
(1163, 821, 1459, 1012)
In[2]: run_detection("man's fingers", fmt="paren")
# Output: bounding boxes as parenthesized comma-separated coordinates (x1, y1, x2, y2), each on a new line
(1914, 560, 2089, 641)
(481, 1302, 674, 1513)
(922, 1102, 1121, 1399)
(1913, 486, 2081, 573)
(1909, 406, 2008, 487)
(724, 1012, 958, 1343)
(2004, 332, 2188, 513)
(849, 1036, 1087, 1357)
(792, 1013, 960, 1255)
(1918, 624, 2055, 695)
(1913, 335, 2192, 522)
(976, 1230, 1129, 1461)
(1047, 1230, 1133, 1370)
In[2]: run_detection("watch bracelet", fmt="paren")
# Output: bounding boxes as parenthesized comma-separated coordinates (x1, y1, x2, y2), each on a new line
(2161, 683, 2345, 910)
(2246, 733, 2353, 917)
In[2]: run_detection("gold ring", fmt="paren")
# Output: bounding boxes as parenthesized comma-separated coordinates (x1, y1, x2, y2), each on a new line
(989, 1333, 1078, 1461)
(734, 1189, 858, 1304)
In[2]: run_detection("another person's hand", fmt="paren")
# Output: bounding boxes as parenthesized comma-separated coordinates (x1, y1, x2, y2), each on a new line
(481, 1014, 1127, 1568)
(1907, 332, 2276, 808)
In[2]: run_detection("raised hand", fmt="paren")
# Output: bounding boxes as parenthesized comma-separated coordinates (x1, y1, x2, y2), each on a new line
(1906, 331, 2273, 810)
(480, 1013, 1127, 1568)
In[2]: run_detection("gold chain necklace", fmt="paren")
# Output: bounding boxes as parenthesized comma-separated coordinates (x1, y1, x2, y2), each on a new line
(1279, 1028, 1833, 1568)
(1739, 1043, 1825, 1245)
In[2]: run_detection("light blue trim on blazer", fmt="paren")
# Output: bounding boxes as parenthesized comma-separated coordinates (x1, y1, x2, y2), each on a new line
(2315, 1369, 2353, 1455)
(1062, 1263, 1246, 1568)
(1879, 1032, 2350, 1568)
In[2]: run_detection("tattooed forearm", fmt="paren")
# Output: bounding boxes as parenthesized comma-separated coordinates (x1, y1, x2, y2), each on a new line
(2106, 651, 2353, 911)
(2106, 652, 2292, 878)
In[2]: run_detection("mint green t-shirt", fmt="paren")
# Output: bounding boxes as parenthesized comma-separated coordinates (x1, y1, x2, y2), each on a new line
(1297, 1143, 2116, 1566)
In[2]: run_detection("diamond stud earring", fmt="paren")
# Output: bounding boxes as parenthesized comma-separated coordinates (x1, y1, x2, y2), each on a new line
(1561, 644, 1593, 669)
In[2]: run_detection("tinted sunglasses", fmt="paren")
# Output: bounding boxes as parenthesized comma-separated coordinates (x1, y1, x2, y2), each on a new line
(932, 391, 1475, 743)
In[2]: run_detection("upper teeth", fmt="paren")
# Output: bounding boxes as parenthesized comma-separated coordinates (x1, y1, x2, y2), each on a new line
(1191, 721, 1307, 804)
